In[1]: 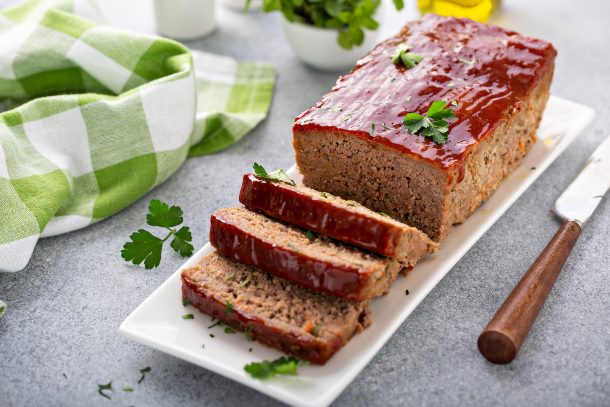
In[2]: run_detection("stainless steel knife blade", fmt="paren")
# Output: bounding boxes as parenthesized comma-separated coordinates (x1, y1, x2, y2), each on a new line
(553, 135, 610, 226)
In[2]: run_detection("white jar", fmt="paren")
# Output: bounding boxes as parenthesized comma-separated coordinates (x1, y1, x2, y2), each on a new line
(154, 0, 217, 40)
(282, 18, 381, 72)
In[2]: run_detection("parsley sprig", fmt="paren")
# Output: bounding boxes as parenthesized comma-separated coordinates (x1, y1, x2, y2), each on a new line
(121, 199, 194, 269)
(402, 100, 456, 144)
(391, 45, 423, 69)
(253, 163, 295, 186)
(244, 356, 305, 380)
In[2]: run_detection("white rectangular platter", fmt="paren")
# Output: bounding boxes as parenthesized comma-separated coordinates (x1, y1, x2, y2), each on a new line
(119, 96, 594, 407)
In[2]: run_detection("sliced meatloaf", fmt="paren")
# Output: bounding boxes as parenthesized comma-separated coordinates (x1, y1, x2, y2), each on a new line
(293, 14, 556, 241)
(182, 252, 371, 364)
(239, 173, 437, 262)
(210, 206, 404, 301)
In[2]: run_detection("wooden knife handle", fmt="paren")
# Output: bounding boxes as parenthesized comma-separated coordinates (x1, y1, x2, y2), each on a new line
(478, 220, 581, 364)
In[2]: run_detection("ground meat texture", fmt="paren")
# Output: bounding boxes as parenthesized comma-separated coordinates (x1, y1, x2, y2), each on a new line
(181, 252, 371, 364)
(239, 174, 437, 261)
(293, 15, 556, 241)
(210, 207, 405, 301)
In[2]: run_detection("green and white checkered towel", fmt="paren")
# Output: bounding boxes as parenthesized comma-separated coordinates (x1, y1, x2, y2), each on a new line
(0, 0, 275, 272)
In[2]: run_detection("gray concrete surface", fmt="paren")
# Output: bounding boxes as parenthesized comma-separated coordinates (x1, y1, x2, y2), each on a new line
(1, 1, 609, 406)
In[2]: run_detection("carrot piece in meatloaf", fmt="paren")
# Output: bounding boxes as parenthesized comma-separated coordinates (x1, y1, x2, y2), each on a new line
(239, 174, 437, 262)
(181, 252, 371, 365)
(293, 14, 556, 241)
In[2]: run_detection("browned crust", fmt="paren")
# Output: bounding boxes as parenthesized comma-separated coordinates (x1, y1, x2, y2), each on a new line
(239, 174, 408, 257)
(182, 266, 366, 364)
(209, 209, 377, 300)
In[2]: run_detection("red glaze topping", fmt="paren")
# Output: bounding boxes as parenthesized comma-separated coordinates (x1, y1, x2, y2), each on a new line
(181, 273, 342, 364)
(239, 174, 403, 257)
(210, 209, 373, 300)
(293, 14, 556, 170)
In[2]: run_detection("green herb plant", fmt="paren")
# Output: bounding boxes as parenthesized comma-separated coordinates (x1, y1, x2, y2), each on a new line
(262, 0, 404, 49)
(402, 100, 456, 144)
(121, 199, 194, 269)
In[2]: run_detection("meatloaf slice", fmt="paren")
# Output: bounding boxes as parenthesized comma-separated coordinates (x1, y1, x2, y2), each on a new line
(239, 174, 437, 262)
(182, 252, 370, 364)
(293, 14, 556, 241)
(210, 207, 403, 301)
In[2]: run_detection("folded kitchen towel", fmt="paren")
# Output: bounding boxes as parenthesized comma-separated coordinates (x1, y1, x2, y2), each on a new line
(0, 0, 275, 272)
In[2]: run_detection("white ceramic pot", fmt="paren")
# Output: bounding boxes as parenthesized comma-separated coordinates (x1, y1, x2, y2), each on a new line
(281, 18, 381, 72)
(154, 0, 217, 40)
(221, 0, 262, 12)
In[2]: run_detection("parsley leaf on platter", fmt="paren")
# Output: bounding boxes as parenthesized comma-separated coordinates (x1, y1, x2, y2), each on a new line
(402, 100, 456, 144)
(121, 199, 194, 269)
(253, 162, 295, 186)
(244, 356, 304, 380)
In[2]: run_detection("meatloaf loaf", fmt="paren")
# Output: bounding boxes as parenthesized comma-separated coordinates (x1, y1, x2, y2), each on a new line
(239, 173, 437, 262)
(210, 206, 404, 301)
(293, 14, 556, 241)
(181, 252, 370, 364)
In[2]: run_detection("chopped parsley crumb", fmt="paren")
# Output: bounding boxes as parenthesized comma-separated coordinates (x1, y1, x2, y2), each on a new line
(391, 45, 423, 69)
(122, 386, 134, 392)
(227, 272, 236, 282)
(405, 289, 410, 295)
(208, 321, 222, 329)
(98, 382, 112, 399)
(182, 297, 191, 307)
(137, 367, 151, 384)
(253, 163, 295, 186)
(382, 122, 390, 131)
(224, 326, 236, 334)
(305, 230, 316, 241)
(182, 313, 194, 320)
(370, 123, 376, 137)
(209, 333, 215, 338)
(311, 323, 321, 336)
(347, 202, 356, 207)
(244, 356, 303, 380)
(239, 278, 250, 287)
(225, 301, 233, 317)
(245, 325, 254, 341)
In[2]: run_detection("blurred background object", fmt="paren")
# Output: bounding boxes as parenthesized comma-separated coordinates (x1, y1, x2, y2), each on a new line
(260, 0, 404, 71)
(417, 0, 501, 22)
(154, 0, 217, 40)
(222, 0, 263, 12)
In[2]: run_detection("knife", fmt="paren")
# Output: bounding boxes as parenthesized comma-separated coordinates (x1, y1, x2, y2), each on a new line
(478, 135, 610, 364)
